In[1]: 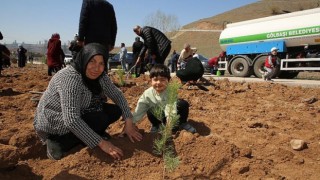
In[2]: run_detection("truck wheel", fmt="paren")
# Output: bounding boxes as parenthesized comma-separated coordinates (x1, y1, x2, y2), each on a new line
(277, 71, 299, 79)
(230, 57, 250, 77)
(253, 55, 267, 78)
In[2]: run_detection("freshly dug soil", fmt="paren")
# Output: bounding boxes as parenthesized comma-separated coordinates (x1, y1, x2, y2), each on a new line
(0, 64, 320, 179)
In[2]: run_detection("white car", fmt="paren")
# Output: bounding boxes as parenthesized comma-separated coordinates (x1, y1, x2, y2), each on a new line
(64, 54, 73, 65)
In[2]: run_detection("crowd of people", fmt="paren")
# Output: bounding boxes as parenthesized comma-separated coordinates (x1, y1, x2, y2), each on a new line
(1, 0, 221, 160)
(2, 0, 281, 161)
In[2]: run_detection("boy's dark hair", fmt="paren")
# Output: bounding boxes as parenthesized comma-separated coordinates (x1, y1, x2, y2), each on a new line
(149, 64, 171, 80)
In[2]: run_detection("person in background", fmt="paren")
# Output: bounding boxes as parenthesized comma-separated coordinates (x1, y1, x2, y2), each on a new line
(208, 51, 226, 75)
(119, 43, 128, 72)
(2, 53, 11, 68)
(131, 64, 196, 134)
(28, 53, 34, 64)
(133, 25, 171, 66)
(263, 47, 279, 82)
(34, 43, 142, 160)
(0, 31, 11, 75)
(132, 37, 144, 77)
(1, 45, 10, 70)
(142, 50, 152, 72)
(47, 33, 65, 76)
(177, 43, 197, 70)
(17, 44, 27, 68)
(0, 30, 2, 73)
(192, 48, 199, 59)
(77, 0, 117, 53)
(69, 33, 82, 60)
(176, 57, 204, 86)
(169, 50, 179, 73)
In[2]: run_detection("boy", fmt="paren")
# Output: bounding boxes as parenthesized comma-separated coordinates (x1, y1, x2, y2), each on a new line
(132, 64, 196, 133)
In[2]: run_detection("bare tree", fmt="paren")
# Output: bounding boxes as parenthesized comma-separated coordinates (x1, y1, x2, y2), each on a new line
(144, 10, 180, 33)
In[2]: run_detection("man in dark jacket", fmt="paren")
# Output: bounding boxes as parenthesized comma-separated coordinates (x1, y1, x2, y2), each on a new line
(133, 25, 171, 65)
(69, 33, 82, 60)
(132, 37, 144, 76)
(77, 0, 117, 53)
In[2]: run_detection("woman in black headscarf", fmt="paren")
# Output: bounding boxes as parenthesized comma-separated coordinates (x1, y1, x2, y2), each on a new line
(34, 43, 142, 160)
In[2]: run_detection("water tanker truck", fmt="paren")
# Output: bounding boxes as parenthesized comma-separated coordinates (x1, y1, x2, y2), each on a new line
(218, 8, 320, 78)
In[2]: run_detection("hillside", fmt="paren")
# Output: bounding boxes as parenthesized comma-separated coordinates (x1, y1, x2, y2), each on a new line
(167, 0, 320, 58)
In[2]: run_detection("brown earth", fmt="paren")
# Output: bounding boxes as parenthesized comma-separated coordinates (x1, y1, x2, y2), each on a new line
(0, 64, 320, 180)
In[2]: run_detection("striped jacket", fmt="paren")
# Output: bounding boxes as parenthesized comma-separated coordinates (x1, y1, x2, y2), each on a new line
(34, 66, 132, 148)
(139, 26, 171, 58)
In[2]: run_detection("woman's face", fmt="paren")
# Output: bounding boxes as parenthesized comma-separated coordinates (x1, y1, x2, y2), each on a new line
(85, 55, 105, 80)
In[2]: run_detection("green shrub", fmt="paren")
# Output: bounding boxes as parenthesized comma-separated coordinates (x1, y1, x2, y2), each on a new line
(152, 80, 181, 175)
(116, 69, 126, 86)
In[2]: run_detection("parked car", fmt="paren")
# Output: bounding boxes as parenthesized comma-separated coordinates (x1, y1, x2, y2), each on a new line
(195, 54, 210, 73)
(64, 54, 73, 65)
(108, 52, 133, 70)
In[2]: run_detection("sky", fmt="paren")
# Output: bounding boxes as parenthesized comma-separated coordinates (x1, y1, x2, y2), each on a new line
(0, 0, 258, 46)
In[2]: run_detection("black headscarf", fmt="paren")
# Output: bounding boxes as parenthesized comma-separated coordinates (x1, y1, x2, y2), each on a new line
(71, 43, 108, 95)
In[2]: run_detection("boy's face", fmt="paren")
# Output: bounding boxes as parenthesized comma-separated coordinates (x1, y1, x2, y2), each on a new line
(151, 76, 169, 93)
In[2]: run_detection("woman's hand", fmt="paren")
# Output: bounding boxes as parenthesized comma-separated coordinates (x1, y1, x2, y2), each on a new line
(98, 139, 123, 160)
(122, 119, 143, 142)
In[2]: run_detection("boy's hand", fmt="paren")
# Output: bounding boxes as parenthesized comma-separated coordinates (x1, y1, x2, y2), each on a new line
(121, 119, 143, 142)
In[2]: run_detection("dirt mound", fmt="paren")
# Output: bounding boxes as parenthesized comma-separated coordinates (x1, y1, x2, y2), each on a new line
(0, 64, 320, 179)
